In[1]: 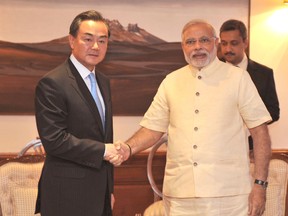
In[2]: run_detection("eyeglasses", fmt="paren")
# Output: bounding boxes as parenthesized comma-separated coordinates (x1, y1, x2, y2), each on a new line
(184, 36, 216, 47)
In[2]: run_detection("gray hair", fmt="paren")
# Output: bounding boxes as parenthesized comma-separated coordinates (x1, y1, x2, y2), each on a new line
(181, 19, 216, 40)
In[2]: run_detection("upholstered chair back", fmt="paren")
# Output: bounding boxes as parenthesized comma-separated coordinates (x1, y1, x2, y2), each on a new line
(0, 156, 44, 216)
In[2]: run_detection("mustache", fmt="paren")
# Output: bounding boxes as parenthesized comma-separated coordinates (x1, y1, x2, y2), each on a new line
(192, 50, 208, 56)
(224, 52, 235, 56)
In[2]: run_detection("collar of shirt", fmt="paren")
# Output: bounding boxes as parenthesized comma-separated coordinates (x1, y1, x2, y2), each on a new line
(70, 54, 95, 89)
(237, 54, 248, 70)
(69, 55, 106, 114)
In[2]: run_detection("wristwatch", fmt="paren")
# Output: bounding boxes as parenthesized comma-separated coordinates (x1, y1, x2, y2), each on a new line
(254, 179, 268, 189)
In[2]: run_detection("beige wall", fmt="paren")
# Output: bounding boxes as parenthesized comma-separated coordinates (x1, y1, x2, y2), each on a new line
(0, 116, 142, 153)
(250, 0, 288, 149)
(0, 0, 287, 152)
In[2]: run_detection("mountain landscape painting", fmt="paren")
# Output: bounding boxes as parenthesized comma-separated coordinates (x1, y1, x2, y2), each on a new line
(0, 0, 249, 115)
(0, 20, 186, 115)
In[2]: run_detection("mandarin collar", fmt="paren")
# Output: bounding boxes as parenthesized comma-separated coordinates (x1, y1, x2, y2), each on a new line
(189, 57, 221, 78)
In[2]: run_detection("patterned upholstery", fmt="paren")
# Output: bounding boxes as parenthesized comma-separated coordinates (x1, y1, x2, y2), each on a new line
(250, 159, 288, 216)
(12, 187, 38, 216)
(0, 156, 44, 216)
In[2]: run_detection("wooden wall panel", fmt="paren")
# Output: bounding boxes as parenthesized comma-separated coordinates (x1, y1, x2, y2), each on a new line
(113, 152, 166, 216)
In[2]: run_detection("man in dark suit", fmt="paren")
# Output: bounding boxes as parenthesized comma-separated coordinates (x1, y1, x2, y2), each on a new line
(34, 10, 121, 216)
(219, 19, 280, 151)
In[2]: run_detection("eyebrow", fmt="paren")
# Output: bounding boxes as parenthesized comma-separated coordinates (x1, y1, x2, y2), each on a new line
(220, 39, 238, 42)
(83, 32, 108, 38)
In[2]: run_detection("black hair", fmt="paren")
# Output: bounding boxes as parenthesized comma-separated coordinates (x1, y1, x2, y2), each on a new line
(69, 10, 110, 38)
(220, 19, 247, 41)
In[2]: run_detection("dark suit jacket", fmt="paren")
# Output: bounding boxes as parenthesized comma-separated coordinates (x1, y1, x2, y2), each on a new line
(34, 59, 114, 216)
(247, 59, 280, 123)
(246, 59, 280, 150)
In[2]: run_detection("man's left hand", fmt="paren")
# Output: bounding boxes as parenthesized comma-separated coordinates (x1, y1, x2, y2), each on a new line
(248, 185, 266, 216)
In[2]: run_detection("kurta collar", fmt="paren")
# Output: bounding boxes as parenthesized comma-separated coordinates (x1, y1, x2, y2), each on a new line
(188, 57, 221, 78)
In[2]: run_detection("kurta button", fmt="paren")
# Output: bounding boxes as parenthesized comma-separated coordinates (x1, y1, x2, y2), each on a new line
(196, 92, 200, 96)
(194, 127, 198, 131)
(193, 162, 198, 166)
(195, 109, 199, 114)
(193, 145, 197, 149)
(198, 76, 202, 79)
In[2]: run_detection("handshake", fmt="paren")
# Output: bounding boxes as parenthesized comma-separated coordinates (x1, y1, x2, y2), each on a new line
(104, 141, 132, 166)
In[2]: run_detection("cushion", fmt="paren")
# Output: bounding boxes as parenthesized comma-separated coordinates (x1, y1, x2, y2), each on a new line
(11, 187, 40, 216)
(251, 159, 288, 216)
(143, 200, 165, 216)
(0, 161, 43, 216)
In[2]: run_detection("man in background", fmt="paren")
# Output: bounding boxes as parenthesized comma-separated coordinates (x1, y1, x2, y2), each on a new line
(219, 19, 280, 152)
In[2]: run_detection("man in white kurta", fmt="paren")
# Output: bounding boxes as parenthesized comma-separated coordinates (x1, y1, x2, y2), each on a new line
(115, 20, 272, 216)
(140, 57, 270, 198)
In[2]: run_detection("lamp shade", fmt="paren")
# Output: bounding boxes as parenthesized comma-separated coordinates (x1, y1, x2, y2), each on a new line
(285, 0, 288, 4)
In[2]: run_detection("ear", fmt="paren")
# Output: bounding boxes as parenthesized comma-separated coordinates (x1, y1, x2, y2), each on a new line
(68, 34, 75, 49)
(244, 39, 249, 49)
(214, 37, 219, 46)
(181, 41, 185, 50)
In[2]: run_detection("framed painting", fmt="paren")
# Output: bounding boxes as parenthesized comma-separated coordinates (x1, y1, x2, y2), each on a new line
(0, 0, 250, 115)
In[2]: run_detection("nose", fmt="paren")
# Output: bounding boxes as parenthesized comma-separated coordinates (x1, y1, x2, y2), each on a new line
(92, 41, 99, 49)
(222, 44, 232, 52)
(193, 40, 202, 49)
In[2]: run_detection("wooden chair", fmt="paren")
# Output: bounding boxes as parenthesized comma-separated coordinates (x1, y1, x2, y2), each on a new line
(143, 134, 167, 216)
(250, 158, 288, 216)
(17, 138, 44, 158)
(0, 139, 45, 216)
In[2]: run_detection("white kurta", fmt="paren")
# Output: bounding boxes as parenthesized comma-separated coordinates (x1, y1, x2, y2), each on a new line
(140, 58, 271, 198)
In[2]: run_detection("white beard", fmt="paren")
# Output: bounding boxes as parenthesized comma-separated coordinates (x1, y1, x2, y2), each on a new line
(184, 45, 217, 69)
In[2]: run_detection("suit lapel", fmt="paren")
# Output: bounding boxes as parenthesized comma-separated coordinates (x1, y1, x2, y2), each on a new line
(246, 59, 259, 84)
(247, 59, 258, 74)
(67, 59, 105, 135)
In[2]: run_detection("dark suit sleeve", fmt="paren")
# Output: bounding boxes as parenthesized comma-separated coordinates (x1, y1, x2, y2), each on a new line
(262, 69, 280, 123)
(35, 74, 106, 169)
(247, 60, 280, 124)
